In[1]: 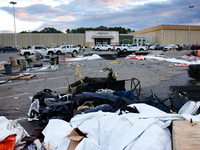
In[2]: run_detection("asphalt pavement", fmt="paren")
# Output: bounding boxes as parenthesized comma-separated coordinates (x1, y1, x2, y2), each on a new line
(0, 49, 197, 121)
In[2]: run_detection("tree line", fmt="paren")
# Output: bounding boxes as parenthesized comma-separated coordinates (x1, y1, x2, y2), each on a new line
(20, 27, 135, 34)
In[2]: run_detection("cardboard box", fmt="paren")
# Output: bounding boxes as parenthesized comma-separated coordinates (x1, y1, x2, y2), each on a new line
(172, 120, 200, 150)
(67, 127, 87, 150)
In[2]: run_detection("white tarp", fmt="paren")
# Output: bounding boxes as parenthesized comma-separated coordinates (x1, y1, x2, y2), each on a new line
(42, 104, 189, 150)
(126, 54, 200, 65)
(59, 54, 102, 61)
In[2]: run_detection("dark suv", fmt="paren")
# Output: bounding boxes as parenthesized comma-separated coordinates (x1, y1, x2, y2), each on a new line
(0, 46, 18, 53)
(183, 44, 200, 50)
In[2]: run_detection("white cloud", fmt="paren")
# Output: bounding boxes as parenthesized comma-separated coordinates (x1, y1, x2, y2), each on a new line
(128, 0, 167, 5)
(0, 10, 43, 32)
(2, 0, 73, 7)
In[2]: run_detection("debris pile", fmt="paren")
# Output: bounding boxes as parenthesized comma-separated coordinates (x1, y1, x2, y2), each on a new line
(1, 51, 200, 149)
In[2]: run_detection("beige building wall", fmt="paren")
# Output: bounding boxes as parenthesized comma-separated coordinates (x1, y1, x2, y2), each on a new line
(130, 25, 200, 45)
(85, 30, 119, 48)
(156, 30, 162, 45)
(0, 33, 85, 48)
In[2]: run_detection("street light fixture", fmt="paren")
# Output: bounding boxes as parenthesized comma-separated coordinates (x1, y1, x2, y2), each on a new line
(10, 1, 17, 48)
(188, 5, 194, 44)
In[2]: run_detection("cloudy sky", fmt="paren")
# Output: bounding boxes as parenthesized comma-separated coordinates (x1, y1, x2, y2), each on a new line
(0, 0, 199, 33)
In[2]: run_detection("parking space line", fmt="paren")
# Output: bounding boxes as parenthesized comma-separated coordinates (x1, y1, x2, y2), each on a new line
(0, 76, 68, 87)
(0, 86, 69, 100)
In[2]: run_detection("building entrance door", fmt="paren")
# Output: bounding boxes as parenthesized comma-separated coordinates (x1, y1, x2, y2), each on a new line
(95, 38, 110, 45)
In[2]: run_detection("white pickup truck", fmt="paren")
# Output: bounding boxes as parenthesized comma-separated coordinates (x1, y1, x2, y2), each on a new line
(126, 44, 148, 52)
(114, 44, 130, 52)
(19, 45, 57, 58)
(54, 45, 80, 56)
(95, 44, 115, 51)
(117, 44, 148, 55)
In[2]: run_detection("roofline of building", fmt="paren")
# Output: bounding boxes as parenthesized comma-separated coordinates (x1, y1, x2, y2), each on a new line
(129, 24, 200, 34)
(85, 30, 119, 32)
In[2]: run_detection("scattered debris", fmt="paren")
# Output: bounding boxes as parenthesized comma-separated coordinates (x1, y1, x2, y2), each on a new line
(190, 118, 197, 126)
(10, 74, 36, 80)
(15, 108, 20, 111)
(167, 65, 174, 67)
(25, 65, 58, 73)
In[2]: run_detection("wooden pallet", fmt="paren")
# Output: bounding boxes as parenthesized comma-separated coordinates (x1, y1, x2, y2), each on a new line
(10, 74, 36, 80)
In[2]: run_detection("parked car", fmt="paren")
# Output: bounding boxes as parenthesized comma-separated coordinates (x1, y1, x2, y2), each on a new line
(91, 45, 98, 50)
(190, 44, 200, 50)
(177, 45, 183, 51)
(142, 44, 154, 50)
(127, 44, 148, 51)
(155, 45, 164, 50)
(182, 43, 200, 50)
(0, 46, 18, 53)
(149, 45, 156, 50)
(19, 45, 56, 58)
(163, 44, 178, 51)
(114, 44, 130, 52)
(95, 44, 115, 51)
(149, 45, 164, 50)
(54, 45, 80, 55)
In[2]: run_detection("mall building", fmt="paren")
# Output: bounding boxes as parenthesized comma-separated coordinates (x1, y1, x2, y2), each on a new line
(85, 26, 149, 47)
(0, 25, 200, 48)
(129, 24, 200, 45)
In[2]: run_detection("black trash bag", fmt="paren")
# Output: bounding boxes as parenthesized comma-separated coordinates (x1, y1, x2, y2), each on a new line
(32, 89, 59, 107)
(39, 101, 73, 124)
(137, 91, 171, 113)
(170, 90, 189, 113)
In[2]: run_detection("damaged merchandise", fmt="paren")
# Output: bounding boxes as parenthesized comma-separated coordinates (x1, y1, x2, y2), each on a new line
(2, 49, 200, 150)
(22, 73, 198, 149)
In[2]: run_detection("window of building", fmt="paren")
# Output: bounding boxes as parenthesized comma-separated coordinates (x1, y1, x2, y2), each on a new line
(143, 39, 145, 44)
(95, 38, 110, 45)
(139, 39, 141, 45)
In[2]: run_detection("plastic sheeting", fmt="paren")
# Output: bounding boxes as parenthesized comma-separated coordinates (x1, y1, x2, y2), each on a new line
(0, 116, 29, 147)
(59, 54, 102, 61)
(42, 104, 186, 150)
(126, 54, 200, 65)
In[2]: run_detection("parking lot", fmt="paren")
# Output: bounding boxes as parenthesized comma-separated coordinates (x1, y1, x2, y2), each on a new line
(0, 49, 196, 120)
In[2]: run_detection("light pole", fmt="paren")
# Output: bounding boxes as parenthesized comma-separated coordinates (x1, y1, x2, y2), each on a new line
(188, 5, 194, 44)
(10, 1, 17, 48)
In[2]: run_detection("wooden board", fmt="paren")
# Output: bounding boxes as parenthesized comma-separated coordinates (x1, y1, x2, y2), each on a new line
(172, 120, 200, 150)
(9, 57, 17, 67)
(10, 74, 36, 80)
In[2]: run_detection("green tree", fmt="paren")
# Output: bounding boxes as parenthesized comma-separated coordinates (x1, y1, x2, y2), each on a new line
(19, 31, 28, 33)
(19, 26, 134, 34)
(127, 28, 134, 33)
(31, 30, 39, 33)
(66, 29, 70, 33)
(70, 29, 78, 33)
(40, 27, 62, 33)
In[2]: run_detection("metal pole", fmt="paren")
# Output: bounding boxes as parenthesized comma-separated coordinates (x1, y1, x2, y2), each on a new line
(188, 6, 194, 44)
(10, 1, 17, 48)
